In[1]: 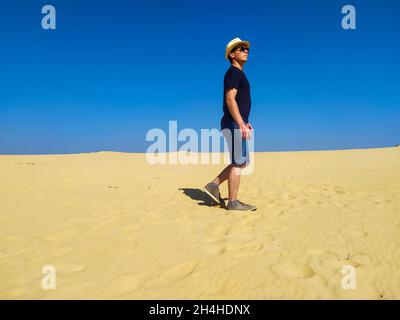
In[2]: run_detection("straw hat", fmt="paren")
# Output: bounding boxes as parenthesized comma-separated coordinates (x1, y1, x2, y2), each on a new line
(225, 37, 250, 60)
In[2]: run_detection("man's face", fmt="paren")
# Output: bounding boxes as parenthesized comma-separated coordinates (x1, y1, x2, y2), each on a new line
(230, 45, 249, 63)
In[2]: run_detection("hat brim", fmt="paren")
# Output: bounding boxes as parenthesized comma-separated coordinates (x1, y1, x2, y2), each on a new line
(225, 40, 250, 60)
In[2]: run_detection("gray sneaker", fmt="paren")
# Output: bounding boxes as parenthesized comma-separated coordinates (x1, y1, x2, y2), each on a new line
(226, 200, 257, 211)
(203, 182, 221, 204)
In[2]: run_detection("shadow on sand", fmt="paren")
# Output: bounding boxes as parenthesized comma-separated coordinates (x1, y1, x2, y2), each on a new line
(179, 188, 226, 208)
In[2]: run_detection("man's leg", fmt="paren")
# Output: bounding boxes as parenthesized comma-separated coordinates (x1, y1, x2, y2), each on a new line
(225, 135, 256, 210)
(204, 164, 241, 201)
(206, 128, 246, 202)
(227, 164, 245, 201)
(211, 164, 232, 186)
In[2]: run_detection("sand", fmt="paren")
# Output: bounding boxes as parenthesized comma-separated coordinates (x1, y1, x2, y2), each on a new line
(1, 147, 400, 299)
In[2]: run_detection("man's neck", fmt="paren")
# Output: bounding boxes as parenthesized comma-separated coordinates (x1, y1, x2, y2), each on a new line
(231, 60, 244, 70)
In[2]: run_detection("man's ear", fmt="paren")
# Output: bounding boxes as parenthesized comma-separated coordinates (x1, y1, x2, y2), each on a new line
(229, 51, 235, 60)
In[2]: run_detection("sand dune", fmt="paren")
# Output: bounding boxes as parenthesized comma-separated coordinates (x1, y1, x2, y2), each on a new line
(1, 147, 400, 299)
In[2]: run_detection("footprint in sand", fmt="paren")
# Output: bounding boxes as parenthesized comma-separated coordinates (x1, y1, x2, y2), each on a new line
(311, 252, 362, 272)
(272, 261, 315, 279)
(350, 254, 373, 266)
(338, 226, 368, 240)
(102, 272, 148, 297)
(200, 222, 233, 256)
(230, 242, 264, 257)
(160, 261, 199, 281)
(306, 248, 363, 274)
(145, 261, 199, 289)
(225, 233, 264, 257)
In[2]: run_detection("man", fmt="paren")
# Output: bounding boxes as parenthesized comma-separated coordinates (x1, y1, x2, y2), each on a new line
(204, 38, 256, 211)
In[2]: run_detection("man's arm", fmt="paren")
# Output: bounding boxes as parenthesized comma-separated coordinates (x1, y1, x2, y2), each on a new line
(226, 88, 251, 139)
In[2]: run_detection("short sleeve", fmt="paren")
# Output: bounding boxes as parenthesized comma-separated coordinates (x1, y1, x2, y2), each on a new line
(224, 68, 241, 91)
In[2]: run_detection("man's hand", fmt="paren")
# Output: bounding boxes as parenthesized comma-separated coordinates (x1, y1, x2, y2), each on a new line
(247, 123, 253, 136)
(239, 122, 251, 139)
(245, 123, 253, 139)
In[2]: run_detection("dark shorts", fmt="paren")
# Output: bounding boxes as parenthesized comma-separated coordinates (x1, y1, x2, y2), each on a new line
(221, 121, 250, 166)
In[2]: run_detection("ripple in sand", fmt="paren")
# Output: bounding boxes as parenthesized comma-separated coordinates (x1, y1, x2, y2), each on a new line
(272, 261, 315, 279)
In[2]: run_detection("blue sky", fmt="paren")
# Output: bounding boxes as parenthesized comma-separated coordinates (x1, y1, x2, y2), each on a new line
(0, 0, 399, 154)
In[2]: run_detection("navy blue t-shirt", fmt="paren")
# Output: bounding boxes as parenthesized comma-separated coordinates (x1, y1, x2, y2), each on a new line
(221, 65, 251, 128)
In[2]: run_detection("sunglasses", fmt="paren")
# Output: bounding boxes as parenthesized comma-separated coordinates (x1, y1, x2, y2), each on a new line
(233, 45, 250, 53)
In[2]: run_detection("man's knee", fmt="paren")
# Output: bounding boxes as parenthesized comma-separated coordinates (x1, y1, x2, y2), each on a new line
(232, 162, 248, 169)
